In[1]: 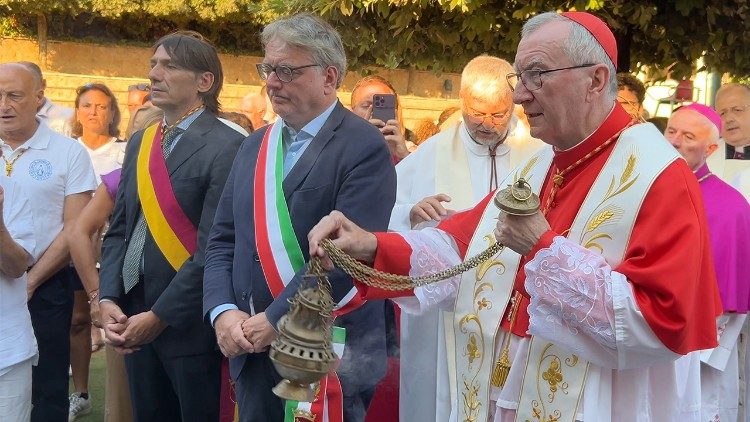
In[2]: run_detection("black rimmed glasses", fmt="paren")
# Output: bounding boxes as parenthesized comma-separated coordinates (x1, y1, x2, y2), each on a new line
(256, 63, 320, 83)
(506, 64, 597, 92)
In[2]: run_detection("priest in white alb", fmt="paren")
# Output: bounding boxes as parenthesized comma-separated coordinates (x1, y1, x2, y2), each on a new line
(390, 55, 542, 422)
(306, 11, 721, 422)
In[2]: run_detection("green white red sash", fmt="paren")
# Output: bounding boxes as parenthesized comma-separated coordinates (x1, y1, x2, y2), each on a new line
(254, 121, 361, 421)
(136, 123, 197, 269)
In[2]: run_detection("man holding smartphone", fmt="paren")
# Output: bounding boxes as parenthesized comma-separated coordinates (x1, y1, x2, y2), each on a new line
(351, 75, 413, 162)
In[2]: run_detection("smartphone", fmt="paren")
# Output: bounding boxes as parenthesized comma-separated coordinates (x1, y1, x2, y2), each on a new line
(371, 94, 397, 122)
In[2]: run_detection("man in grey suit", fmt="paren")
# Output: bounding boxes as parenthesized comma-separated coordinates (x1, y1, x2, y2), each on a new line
(99, 31, 244, 421)
(204, 13, 396, 422)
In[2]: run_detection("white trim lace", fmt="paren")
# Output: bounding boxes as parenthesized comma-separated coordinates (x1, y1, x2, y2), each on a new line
(391, 228, 462, 314)
(524, 236, 617, 351)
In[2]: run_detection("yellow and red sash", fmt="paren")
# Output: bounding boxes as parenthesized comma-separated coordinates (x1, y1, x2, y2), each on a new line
(136, 123, 197, 269)
(138, 123, 238, 420)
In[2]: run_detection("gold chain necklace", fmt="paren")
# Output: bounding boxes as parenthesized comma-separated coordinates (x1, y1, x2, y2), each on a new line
(1, 148, 27, 176)
(541, 121, 635, 215)
(162, 104, 205, 138)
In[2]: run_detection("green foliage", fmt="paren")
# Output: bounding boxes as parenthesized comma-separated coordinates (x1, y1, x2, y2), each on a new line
(1, 0, 748, 78)
(0, 15, 31, 36)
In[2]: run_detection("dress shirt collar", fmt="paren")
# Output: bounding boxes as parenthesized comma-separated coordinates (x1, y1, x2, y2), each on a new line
(281, 100, 338, 142)
(36, 98, 53, 117)
(0, 119, 51, 152)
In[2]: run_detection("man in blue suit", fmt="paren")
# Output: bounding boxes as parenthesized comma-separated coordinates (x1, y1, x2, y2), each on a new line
(203, 13, 396, 422)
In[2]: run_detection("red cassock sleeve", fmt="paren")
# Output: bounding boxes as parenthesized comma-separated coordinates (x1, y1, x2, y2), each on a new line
(615, 160, 722, 354)
(355, 193, 496, 300)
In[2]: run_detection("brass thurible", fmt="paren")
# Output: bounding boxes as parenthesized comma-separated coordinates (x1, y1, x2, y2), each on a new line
(494, 178, 540, 216)
(269, 178, 540, 400)
(269, 263, 338, 402)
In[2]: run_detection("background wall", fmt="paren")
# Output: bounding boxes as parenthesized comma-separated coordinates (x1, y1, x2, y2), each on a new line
(0, 37, 462, 132)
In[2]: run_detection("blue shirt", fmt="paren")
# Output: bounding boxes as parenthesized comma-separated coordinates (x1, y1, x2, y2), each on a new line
(281, 101, 337, 177)
(209, 101, 338, 326)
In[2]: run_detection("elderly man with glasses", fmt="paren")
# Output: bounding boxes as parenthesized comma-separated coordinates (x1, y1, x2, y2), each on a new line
(307, 11, 721, 422)
(387, 54, 543, 422)
(203, 13, 396, 422)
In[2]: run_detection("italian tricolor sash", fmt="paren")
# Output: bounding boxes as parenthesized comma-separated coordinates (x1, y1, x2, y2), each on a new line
(136, 123, 197, 268)
(254, 121, 360, 421)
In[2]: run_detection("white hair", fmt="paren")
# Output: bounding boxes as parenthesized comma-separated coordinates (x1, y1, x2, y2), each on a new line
(459, 55, 518, 135)
(522, 12, 618, 97)
(261, 13, 347, 88)
(459, 55, 514, 103)
(671, 108, 720, 144)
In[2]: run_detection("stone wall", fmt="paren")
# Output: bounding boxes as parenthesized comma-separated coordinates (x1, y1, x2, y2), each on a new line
(0, 37, 462, 132)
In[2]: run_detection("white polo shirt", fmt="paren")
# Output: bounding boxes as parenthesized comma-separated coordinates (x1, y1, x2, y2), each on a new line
(78, 137, 126, 183)
(0, 175, 37, 375)
(0, 121, 97, 260)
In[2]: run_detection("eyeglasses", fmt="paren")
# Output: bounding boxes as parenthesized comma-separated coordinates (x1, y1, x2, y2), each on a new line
(466, 108, 509, 127)
(506, 64, 597, 92)
(718, 104, 750, 118)
(256, 63, 320, 83)
(128, 83, 150, 92)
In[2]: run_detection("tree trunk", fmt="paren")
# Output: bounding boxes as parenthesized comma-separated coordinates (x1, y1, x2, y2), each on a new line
(37, 13, 47, 69)
(614, 24, 632, 73)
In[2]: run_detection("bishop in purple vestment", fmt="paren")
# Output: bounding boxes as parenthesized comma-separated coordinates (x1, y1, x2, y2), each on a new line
(666, 103, 750, 421)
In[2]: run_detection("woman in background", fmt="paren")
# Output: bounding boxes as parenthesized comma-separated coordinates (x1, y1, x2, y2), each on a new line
(68, 104, 162, 422)
(68, 82, 126, 421)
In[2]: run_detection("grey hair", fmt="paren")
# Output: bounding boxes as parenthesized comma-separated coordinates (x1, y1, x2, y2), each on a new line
(716, 83, 750, 101)
(261, 13, 347, 88)
(522, 12, 617, 97)
(459, 55, 514, 103)
(459, 55, 519, 136)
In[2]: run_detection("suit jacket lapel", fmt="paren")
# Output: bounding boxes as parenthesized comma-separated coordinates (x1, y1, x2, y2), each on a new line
(166, 111, 213, 175)
(282, 102, 346, 200)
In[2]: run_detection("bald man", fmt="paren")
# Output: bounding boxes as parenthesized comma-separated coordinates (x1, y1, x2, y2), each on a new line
(665, 104, 750, 422)
(239, 93, 266, 130)
(18, 61, 74, 136)
(0, 62, 96, 421)
(708, 83, 750, 200)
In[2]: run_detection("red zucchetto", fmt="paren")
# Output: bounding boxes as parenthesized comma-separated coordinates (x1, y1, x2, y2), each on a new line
(561, 11, 618, 66)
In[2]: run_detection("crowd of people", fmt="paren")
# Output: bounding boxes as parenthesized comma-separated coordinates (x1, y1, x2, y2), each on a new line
(0, 9, 749, 422)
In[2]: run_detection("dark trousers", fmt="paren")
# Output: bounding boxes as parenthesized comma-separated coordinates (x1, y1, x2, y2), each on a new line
(236, 352, 284, 422)
(28, 267, 74, 422)
(122, 282, 221, 422)
(123, 344, 221, 422)
(235, 352, 375, 422)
